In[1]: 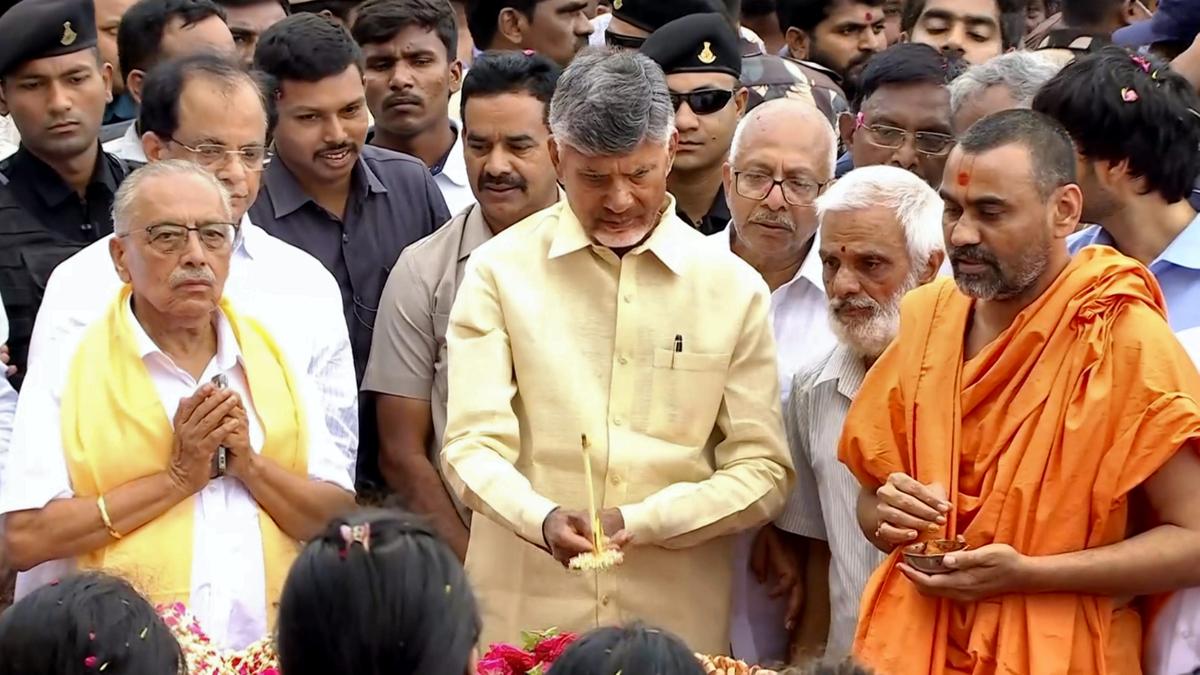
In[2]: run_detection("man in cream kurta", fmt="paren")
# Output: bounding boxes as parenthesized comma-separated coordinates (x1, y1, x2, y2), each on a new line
(442, 46, 791, 657)
(443, 191, 793, 652)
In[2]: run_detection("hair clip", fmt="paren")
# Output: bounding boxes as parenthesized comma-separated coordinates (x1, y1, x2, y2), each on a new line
(1130, 54, 1152, 73)
(339, 523, 371, 557)
(84, 656, 99, 669)
(1121, 88, 1140, 103)
(523, 49, 536, 56)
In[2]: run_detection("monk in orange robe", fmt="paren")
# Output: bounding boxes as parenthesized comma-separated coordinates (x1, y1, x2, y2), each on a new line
(839, 109, 1200, 675)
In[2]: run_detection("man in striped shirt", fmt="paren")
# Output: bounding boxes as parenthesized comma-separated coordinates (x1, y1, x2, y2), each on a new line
(775, 165, 945, 659)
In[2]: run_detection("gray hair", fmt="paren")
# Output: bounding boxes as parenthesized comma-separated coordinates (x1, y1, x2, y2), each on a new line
(729, 99, 838, 176)
(815, 165, 945, 266)
(949, 52, 1063, 118)
(549, 48, 674, 156)
(113, 160, 233, 233)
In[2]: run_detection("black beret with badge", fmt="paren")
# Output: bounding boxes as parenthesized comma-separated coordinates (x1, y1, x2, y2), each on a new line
(640, 12, 743, 79)
(0, 0, 97, 78)
(611, 0, 726, 33)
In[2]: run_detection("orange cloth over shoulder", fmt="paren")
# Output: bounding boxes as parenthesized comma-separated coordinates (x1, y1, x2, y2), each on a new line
(839, 246, 1200, 675)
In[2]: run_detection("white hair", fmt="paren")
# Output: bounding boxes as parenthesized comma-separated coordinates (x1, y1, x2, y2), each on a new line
(112, 160, 232, 232)
(949, 52, 1063, 118)
(815, 165, 944, 265)
(729, 98, 838, 174)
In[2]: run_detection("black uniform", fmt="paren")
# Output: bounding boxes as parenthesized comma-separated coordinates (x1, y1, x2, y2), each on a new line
(641, 14, 741, 236)
(0, 0, 134, 380)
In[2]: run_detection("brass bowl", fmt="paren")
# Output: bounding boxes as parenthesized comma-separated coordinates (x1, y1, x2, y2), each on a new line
(903, 539, 967, 575)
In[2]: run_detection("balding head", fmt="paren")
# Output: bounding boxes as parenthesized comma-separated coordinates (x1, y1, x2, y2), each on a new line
(729, 98, 837, 176)
(723, 98, 837, 269)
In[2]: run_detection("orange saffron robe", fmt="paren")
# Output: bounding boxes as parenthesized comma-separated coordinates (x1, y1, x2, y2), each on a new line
(839, 247, 1200, 675)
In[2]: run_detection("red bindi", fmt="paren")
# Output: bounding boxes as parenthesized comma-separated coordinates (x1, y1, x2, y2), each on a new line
(865, 11, 874, 20)
(957, 171, 970, 187)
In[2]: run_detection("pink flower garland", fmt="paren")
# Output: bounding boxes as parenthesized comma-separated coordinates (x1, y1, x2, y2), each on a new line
(155, 603, 280, 675)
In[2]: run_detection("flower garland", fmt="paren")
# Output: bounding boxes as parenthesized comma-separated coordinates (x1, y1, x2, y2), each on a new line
(476, 629, 777, 675)
(155, 603, 280, 675)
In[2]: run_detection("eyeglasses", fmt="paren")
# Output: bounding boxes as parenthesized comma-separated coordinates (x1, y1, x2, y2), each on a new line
(170, 137, 270, 172)
(605, 30, 645, 49)
(733, 171, 829, 206)
(118, 222, 241, 255)
(855, 113, 956, 157)
(670, 89, 735, 116)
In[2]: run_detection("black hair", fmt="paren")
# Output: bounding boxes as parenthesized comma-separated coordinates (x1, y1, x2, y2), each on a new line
(140, 52, 276, 143)
(352, 0, 459, 60)
(547, 624, 706, 675)
(116, 0, 228, 81)
(901, 0, 1027, 51)
(958, 108, 1077, 198)
(854, 42, 963, 111)
(741, 0, 777, 17)
(459, 49, 561, 123)
(291, 0, 361, 22)
(1061, 0, 1123, 30)
(215, 0, 290, 13)
(254, 12, 365, 87)
(776, 0, 884, 34)
(465, 0, 538, 50)
(276, 509, 481, 675)
(1032, 46, 1200, 204)
(0, 573, 182, 675)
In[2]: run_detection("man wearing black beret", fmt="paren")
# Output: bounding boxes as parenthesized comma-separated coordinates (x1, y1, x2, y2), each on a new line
(0, 0, 136, 382)
(642, 12, 746, 236)
(605, 0, 726, 49)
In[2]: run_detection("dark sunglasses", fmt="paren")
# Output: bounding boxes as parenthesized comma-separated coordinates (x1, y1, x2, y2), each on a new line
(604, 30, 645, 49)
(669, 89, 735, 115)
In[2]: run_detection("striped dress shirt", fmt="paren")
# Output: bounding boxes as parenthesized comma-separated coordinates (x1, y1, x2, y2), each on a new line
(777, 343, 886, 659)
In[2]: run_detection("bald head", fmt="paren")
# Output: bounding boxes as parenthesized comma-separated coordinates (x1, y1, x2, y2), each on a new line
(729, 98, 837, 179)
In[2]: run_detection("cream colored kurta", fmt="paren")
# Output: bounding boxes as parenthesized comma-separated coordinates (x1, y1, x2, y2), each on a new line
(442, 199, 793, 654)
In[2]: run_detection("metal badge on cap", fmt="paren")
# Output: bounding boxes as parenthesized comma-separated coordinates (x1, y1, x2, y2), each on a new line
(61, 21, 77, 46)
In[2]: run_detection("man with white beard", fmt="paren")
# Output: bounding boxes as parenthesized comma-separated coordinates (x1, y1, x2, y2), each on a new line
(774, 164, 945, 659)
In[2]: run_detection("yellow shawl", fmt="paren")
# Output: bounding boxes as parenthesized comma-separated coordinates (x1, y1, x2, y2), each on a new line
(61, 286, 307, 626)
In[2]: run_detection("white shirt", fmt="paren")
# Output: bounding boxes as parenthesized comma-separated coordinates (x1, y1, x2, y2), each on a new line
(777, 344, 887, 659)
(1145, 326, 1200, 675)
(0, 115, 18, 158)
(435, 119, 474, 215)
(711, 227, 837, 664)
(2, 218, 360, 647)
(0, 294, 16, 476)
(710, 228, 837, 398)
(102, 122, 146, 163)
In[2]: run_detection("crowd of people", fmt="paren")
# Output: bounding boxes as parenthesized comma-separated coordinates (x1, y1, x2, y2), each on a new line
(0, 0, 1199, 673)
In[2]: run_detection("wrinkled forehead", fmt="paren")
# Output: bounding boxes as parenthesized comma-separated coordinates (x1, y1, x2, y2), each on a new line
(121, 174, 230, 230)
(820, 205, 908, 253)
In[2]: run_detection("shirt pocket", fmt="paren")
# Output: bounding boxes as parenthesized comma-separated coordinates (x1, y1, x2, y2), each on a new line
(647, 348, 731, 446)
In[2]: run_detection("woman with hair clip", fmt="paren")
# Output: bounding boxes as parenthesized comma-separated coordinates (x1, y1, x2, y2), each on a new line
(0, 572, 182, 675)
(276, 508, 481, 675)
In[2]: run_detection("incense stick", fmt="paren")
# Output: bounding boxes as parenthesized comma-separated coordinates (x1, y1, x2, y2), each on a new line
(581, 434, 603, 554)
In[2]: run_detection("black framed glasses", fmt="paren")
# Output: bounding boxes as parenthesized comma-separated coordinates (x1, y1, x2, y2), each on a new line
(733, 171, 829, 206)
(169, 137, 271, 172)
(669, 89, 735, 116)
(854, 113, 956, 157)
(118, 222, 242, 255)
(604, 30, 645, 49)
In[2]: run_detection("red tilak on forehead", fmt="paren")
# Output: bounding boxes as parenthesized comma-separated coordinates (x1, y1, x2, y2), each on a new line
(957, 171, 970, 187)
(865, 11, 874, 20)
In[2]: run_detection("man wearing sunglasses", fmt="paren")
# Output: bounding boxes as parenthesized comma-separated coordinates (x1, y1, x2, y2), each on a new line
(838, 42, 959, 188)
(641, 13, 747, 236)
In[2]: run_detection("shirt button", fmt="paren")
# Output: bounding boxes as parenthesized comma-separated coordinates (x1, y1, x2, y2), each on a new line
(623, 294, 633, 304)
(613, 417, 624, 427)
(610, 475, 621, 486)
(601, 595, 611, 606)
(342, 233, 350, 244)
(618, 355, 628, 365)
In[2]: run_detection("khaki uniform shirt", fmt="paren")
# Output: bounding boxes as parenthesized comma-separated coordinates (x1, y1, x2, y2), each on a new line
(442, 199, 793, 654)
(362, 204, 491, 525)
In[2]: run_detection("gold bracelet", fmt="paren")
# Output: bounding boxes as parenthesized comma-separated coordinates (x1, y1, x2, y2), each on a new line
(97, 495, 123, 540)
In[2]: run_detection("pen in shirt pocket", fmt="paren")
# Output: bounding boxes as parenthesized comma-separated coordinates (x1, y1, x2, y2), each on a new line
(673, 334, 683, 368)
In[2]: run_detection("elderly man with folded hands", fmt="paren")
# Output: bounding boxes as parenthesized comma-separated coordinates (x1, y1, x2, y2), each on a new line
(0, 160, 355, 649)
